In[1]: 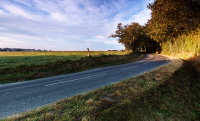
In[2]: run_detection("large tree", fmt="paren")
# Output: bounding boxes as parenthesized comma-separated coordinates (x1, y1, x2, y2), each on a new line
(110, 22, 144, 51)
(146, 0, 200, 43)
(110, 22, 160, 52)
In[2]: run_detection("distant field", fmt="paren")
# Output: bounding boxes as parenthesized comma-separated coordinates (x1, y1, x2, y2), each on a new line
(0, 51, 127, 68)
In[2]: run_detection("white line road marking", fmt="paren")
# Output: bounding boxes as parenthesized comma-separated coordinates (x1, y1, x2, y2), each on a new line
(45, 73, 107, 87)
(121, 65, 138, 70)
(153, 55, 157, 61)
(144, 55, 157, 64)
(144, 62, 151, 64)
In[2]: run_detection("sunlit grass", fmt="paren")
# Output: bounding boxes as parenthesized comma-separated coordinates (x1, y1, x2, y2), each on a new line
(0, 51, 128, 68)
(0, 51, 127, 57)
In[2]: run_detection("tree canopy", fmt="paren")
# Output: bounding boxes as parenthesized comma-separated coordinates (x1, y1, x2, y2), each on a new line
(146, 0, 200, 43)
(110, 0, 200, 53)
(110, 22, 144, 51)
(110, 22, 160, 53)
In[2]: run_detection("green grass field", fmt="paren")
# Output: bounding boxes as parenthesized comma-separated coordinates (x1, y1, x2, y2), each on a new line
(0, 51, 143, 84)
(0, 51, 127, 68)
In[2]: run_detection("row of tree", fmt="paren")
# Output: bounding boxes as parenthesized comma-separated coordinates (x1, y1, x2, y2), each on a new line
(110, 0, 200, 53)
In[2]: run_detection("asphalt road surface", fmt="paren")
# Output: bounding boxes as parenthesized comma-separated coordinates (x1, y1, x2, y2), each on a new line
(0, 54, 171, 118)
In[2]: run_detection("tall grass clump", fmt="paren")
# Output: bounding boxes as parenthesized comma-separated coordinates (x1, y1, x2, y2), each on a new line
(161, 26, 200, 59)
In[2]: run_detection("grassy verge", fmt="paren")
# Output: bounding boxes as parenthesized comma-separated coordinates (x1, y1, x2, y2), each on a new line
(187, 56, 200, 73)
(2, 56, 200, 120)
(162, 52, 200, 73)
(0, 51, 144, 84)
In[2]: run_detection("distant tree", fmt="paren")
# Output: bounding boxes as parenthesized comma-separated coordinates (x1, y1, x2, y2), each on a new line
(15, 49, 22, 51)
(146, 0, 200, 43)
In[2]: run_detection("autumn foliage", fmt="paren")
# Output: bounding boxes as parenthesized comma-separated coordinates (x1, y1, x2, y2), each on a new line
(110, 0, 200, 55)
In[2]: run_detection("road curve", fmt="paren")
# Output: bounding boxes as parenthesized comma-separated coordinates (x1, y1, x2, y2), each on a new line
(0, 54, 171, 118)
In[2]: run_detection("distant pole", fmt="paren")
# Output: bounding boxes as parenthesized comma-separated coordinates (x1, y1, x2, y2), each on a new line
(87, 48, 90, 56)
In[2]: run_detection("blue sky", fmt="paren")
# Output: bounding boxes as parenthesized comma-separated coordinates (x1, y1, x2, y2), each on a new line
(0, 0, 152, 51)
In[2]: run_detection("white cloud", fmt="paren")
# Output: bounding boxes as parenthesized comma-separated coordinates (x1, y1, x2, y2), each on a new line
(0, 9, 4, 14)
(0, 37, 28, 44)
(2, 4, 40, 19)
(85, 37, 119, 45)
(104, 40, 119, 45)
(0, 0, 149, 51)
(130, 9, 151, 25)
(12, 0, 33, 7)
(51, 13, 68, 21)
(96, 36, 105, 39)
(33, 0, 61, 14)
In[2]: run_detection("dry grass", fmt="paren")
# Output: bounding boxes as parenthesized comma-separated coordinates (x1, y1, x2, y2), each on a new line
(2, 55, 200, 120)
(161, 49, 200, 73)
(85, 98, 94, 106)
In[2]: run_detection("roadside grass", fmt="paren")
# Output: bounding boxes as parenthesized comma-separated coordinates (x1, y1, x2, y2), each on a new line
(0, 51, 144, 84)
(2, 57, 200, 120)
(161, 51, 200, 74)
(187, 55, 200, 74)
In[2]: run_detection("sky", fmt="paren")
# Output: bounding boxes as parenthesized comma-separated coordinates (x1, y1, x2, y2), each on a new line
(0, 0, 152, 51)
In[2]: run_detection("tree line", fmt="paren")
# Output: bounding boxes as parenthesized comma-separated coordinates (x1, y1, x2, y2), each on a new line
(110, 0, 200, 53)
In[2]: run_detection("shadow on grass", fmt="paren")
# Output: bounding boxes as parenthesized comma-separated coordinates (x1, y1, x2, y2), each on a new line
(96, 57, 200, 120)
(139, 60, 199, 120)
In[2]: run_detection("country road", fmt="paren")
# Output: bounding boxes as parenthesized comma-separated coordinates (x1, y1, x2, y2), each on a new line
(0, 54, 171, 118)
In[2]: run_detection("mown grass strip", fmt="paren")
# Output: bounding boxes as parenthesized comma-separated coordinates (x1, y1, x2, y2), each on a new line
(0, 52, 144, 84)
(2, 57, 200, 120)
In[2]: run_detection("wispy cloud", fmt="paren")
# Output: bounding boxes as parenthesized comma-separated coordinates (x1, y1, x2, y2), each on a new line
(0, 0, 151, 51)
(96, 36, 105, 39)
(2, 4, 35, 19)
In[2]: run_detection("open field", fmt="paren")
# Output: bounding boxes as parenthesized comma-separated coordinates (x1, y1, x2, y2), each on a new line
(0, 51, 128, 68)
(0, 51, 144, 84)
(2, 56, 200, 120)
